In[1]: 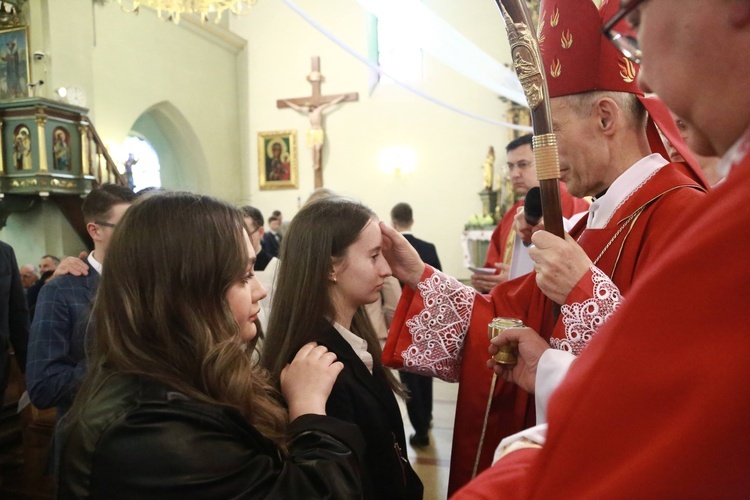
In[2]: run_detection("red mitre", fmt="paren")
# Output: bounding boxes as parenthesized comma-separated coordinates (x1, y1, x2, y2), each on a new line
(538, 0, 637, 97)
(536, 0, 709, 189)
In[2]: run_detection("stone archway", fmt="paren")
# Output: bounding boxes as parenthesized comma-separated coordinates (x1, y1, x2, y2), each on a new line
(130, 101, 209, 192)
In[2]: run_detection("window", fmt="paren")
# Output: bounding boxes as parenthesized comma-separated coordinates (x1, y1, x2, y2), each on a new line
(375, 9, 423, 83)
(112, 136, 161, 192)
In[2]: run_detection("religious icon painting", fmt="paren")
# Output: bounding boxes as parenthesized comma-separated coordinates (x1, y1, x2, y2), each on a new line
(258, 130, 298, 190)
(52, 127, 72, 171)
(12, 123, 32, 170)
(0, 27, 30, 100)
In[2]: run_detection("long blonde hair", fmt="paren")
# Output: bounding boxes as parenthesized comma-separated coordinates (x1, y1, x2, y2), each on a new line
(68, 191, 288, 446)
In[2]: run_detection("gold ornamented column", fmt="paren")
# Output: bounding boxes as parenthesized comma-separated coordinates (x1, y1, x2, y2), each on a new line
(78, 123, 91, 176)
(0, 121, 4, 174)
(36, 115, 48, 172)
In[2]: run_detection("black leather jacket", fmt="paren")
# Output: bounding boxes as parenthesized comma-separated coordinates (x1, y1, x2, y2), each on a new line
(59, 373, 365, 499)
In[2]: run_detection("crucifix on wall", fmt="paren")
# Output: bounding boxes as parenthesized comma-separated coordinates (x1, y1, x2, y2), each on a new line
(277, 56, 358, 188)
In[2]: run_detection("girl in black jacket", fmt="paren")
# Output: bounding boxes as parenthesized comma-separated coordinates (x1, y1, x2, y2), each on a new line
(263, 197, 424, 499)
(59, 191, 364, 499)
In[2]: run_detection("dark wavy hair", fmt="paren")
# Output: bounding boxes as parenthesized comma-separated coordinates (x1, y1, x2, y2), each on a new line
(68, 191, 288, 446)
(262, 197, 403, 396)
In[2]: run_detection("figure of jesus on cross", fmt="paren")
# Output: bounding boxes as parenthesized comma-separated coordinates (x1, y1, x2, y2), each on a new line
(277, 56, 358, 188)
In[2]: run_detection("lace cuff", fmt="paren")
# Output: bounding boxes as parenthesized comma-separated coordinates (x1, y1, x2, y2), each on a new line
(552, 266, 622, 355)
(401, 270, 475, 382)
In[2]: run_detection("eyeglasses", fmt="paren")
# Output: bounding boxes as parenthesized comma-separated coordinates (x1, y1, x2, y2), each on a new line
(247, 225, 261, 236)
(95, 220, 116, 228)
(602, 0, 647, 64)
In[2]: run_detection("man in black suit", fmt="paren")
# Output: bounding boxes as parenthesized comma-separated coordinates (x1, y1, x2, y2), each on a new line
(261, 214, 282, 258)
(390, 202, 441, 448)
(0, 242, 29, 408)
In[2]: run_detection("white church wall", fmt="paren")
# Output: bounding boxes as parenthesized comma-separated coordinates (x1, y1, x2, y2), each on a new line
(2, 1, 246, 264)
(88, 3, 245, 200)
(232, 0, 520, 279)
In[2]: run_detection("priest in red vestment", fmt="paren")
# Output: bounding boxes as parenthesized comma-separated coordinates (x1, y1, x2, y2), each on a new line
(453, 0, 750, 496)
(473, 134, 589, 293)
(381, 0, 709, 494)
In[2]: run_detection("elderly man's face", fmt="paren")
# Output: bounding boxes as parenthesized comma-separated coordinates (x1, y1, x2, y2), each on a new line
(551, 97, 610, 198)
(20, 266, 37, 288)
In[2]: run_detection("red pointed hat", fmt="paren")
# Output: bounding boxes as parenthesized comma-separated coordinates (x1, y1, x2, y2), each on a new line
(536, 0, 709, 188)
(539, 0, 638, 97)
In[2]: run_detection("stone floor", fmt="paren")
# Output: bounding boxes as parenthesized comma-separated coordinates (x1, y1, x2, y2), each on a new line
(399, 377, 458, 500)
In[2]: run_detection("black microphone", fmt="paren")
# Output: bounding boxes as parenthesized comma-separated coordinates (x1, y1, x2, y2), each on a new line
(522, 187, 542, 247)
(524, 186, 543, 226)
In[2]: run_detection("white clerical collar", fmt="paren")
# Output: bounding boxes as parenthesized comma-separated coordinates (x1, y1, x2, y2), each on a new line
(333, 321, 373, 374)
(587, 154, 667, 229)
(88, 251, 103, 275)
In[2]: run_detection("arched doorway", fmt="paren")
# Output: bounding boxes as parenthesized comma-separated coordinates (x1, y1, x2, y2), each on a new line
(128, 101, 209, 192)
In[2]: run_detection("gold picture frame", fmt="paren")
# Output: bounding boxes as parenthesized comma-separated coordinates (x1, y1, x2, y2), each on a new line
(258, 130, 298, 190)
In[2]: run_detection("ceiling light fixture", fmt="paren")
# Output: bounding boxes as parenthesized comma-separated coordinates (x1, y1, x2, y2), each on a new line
(116, 0, 256, 24)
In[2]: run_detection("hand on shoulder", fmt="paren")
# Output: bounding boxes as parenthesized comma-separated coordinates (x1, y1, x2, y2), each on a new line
(53, 252, 90, 278)
(281, 342, 344, 420)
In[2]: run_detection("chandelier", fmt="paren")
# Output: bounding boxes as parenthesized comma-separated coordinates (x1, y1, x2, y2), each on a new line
(116, 0, 256, 24)
(0, 0, 26, 28)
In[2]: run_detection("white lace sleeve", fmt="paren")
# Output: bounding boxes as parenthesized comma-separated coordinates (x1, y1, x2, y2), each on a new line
(552, 266, 622, 356)
(401, 271, 475, 382)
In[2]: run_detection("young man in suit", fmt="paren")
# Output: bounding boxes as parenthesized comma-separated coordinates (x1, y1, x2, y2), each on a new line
(261, 214, 282, 258)
(26, 184, 136, 469)
(390, 202, 441, 448)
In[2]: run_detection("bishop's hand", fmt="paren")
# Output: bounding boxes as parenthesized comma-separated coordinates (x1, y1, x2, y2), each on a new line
(529, 230, 592, 304)
(488, 326, 549, 393)
(380, 221, 425, 289)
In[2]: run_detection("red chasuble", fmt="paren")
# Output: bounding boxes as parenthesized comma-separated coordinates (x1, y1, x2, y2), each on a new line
(384, 162, 706, 494)
(452, 148, 750, 499)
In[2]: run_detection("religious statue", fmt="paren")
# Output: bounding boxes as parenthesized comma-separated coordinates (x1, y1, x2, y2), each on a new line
(482, 146, 495, 191)
(495, 159, 514, 221)
(124, 152, 139, 189)
(282, 94, 346, 172)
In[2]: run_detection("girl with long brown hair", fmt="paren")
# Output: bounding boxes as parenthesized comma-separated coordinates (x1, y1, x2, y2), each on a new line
(263, 197, 423, 499)
(59, 191, 364, 499)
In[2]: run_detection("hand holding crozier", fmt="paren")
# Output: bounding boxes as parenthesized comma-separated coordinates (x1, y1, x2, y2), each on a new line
(487, 325, 550, 393)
